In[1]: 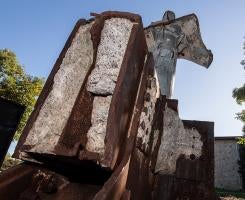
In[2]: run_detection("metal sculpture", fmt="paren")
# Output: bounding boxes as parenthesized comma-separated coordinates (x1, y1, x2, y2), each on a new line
(0, 11, 219, 200)
(145, 11, 213, 97)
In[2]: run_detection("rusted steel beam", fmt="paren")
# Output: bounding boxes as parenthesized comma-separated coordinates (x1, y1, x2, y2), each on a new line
(0, 98, 25, 167)
(98, 11, 147, 169)
(0, 162, 103, 200)
(0, 163, 37, 200)
(126, 96, 181, 200)
(2, 10, 218, 200)
(14, 11, 147, 170)
(0, 51, 152, 200)
(120, 190, 131, 200)
(93, 53, 153, 200)
(13, 18, 90, 159)
(126, 54, 157, 200)
(153, 174, 220, 200)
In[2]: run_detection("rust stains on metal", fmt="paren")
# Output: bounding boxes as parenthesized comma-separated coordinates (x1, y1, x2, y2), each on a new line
(0, 164, 37, 200)
(1, 10, 218, 200)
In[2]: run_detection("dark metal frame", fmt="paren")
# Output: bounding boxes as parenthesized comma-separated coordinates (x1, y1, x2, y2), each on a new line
(0, 98, 25, 167)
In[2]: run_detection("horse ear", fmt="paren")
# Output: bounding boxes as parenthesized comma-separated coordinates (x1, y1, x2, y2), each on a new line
(162, 10, 176, 22)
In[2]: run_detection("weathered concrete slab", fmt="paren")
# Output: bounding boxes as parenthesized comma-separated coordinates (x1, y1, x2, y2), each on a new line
(152, 99, 217, 199)
(14, 18, 94, 161)
(126, 54, 156, 200)
(93, 53, 154, 200)
(155, 106, 204, 174)
(14, 11, 147, 170)
(88, 11, 147, 169)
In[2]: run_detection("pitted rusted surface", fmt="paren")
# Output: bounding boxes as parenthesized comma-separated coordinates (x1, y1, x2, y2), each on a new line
(101, 15, 147, 169)
(3, 10, 218, 200)
(126, 54, 156, 200)
(152, 101, 218, 200)
(93, 52, 153, 200)
(0, 162, 106, 200)
(180, 120, 215, 186)
(153, 174, 219, 200)
(0, 164, 37, 200)
(14, 11, 147, 171)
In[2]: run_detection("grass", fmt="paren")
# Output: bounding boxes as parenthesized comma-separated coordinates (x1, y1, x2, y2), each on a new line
(216, 188, 245, 198)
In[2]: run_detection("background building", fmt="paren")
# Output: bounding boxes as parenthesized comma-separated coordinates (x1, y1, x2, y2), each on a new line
(215, 137, 242, 190)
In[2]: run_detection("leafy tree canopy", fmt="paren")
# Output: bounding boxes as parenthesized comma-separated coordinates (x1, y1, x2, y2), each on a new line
(233, 39, 245, 137)
(233, 39, 245, 190)
(0, 49, 44, 140)
(233, 84, 245, 105)
(0, 153, 21, 171)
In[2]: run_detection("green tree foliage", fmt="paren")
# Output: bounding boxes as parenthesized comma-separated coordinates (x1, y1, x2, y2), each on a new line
(0, 153, 22, 171)
(233, 39, 245, 137)
(234, 39, 245, 189)
(0, 49, 44, 140)
(238, 135, 245, 145)
(233, 83, 245, 135)
(233, 84, 245, 106)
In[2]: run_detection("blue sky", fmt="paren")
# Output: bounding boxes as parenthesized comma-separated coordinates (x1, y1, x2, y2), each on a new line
(0, 0, 244, 144)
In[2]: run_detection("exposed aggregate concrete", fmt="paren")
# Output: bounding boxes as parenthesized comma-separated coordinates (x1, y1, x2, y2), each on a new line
(87, 18, 133, 95)
(21, 23, 94, 155)
(85, 96, 112, 155)
(85, 18, 133, 157)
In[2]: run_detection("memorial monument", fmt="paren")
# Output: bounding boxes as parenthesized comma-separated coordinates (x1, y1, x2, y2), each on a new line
(0, 10, 218, 200)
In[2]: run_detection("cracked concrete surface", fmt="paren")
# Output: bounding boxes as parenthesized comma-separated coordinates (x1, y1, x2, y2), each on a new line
(85, 18, 134, 157)
(87, 18, 133, 95)
(155, 106, 203, 173)
(21, 22, 94, 155)
(85, 96, 112, 155)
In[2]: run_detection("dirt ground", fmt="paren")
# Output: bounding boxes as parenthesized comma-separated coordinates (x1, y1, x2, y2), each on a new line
(220, 196, 245, 200)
